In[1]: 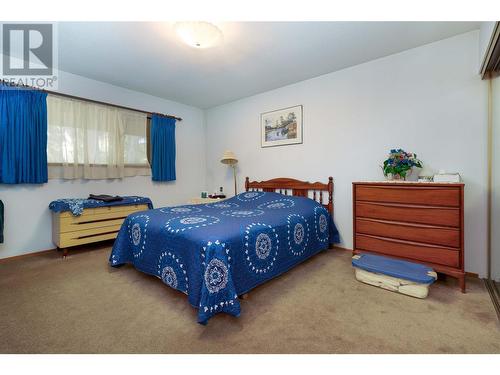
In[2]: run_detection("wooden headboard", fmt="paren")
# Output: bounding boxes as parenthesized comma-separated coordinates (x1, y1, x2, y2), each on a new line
(245, 177, 333, 214)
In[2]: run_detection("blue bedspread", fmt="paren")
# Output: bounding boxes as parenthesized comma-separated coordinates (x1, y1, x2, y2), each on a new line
(109, 191, 339, 324)
(49, 196, 154, 216)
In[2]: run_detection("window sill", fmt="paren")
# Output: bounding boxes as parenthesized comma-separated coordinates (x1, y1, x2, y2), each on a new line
(47, 163, 151, 180)
(48, 163, 150, 168)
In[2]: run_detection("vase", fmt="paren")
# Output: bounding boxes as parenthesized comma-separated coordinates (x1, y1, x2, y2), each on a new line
(387, 169, 411, 181)
(388, 173, 403, 181)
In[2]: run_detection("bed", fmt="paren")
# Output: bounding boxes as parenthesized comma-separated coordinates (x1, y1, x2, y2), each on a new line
(109, 177, 339, 324)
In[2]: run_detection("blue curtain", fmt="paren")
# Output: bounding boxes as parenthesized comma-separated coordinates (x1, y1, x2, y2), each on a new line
(151, 114, 176, 181)
(0, 85, 48, 184)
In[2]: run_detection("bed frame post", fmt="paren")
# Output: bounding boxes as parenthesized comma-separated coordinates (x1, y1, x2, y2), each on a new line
(245, 177, 249, 192)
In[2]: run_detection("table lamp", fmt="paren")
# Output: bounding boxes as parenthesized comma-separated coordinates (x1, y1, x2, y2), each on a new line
(220, 150, 238, 196)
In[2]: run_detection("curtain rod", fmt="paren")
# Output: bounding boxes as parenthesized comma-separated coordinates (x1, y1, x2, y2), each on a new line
(0, 80, 182, 122)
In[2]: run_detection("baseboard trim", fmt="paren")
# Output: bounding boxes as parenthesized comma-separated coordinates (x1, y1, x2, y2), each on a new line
(333, 245, 353, 252)
(3, 244, 353, 263)
(0, 244, 352, 262)
(0, 244, 482, 279)
(0, 248, 56, 264)
(466, 272, 479, 278)
(0, 240, 117, 264)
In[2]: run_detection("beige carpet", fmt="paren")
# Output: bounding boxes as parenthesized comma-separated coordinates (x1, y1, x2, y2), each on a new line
(0, 246, 499, 354)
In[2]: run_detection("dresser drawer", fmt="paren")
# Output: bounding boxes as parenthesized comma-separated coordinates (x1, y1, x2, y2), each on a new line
(355, 201, 460, 227)
(356, 218, 460, 247)
(58, 204, 149, 219)
(355, 234, 460, 267)
(355, 185, 460, 207)
(59, 224, 122, 248)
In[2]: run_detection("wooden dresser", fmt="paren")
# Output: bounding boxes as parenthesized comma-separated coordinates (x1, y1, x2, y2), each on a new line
(52, 204, 149, 257)
(352, 182, 465, 292)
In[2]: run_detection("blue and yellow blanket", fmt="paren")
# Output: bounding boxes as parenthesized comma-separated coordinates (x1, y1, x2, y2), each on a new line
(109, 191, 339, 324)
(49, 196, 153, 216)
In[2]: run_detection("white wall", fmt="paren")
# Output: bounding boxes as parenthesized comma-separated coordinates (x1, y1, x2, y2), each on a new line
(205, 31, 488, 276)
(0, 70, 206, 259)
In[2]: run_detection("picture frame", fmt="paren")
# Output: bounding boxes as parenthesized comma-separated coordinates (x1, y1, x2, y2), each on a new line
(261, 105, 303, 148)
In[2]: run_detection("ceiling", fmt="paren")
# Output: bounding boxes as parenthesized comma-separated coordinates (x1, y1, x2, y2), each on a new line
(57, 22, 480, 109)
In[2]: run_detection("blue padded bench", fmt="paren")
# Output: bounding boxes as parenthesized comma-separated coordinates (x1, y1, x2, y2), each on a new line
(352, 253, 437, 298)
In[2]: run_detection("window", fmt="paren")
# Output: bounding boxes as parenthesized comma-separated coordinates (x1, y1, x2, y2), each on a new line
(123, 112, 149, 166)
(47, 95, 150, 179)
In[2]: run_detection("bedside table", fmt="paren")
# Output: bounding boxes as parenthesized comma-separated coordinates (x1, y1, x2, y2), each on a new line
(189, 197, 228, 205)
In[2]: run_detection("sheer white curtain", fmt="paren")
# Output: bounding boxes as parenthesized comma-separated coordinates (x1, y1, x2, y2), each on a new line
(47, 95, 150, 179)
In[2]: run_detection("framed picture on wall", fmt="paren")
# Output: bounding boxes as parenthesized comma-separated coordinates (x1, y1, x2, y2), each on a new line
(261, 105, 303, 148)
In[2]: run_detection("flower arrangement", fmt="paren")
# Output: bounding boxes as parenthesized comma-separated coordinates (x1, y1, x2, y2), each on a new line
(382, 149, 422, 180)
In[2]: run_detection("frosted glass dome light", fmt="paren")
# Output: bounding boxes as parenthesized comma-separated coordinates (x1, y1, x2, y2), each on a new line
(174, 22, 223, 49)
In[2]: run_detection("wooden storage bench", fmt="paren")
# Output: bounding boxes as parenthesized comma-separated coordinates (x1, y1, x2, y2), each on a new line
(52, 203, 149, 256)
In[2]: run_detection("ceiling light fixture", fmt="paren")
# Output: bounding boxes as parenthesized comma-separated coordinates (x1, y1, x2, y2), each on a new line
(174, 22, 223, 49)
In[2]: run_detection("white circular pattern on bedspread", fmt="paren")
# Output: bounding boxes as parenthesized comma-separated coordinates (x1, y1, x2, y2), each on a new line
(319, 215, 327, 233)
(160, 206, 202, 214)
(204, 258, 229, 294)
(255, 233, 272, 259)
(161, 266, 178, 289)
(127, 214, 150, 258)
(204, 202, 239, 209)
(244, 223, 279, 275)
(157, 251, 188, 293)
(258, 198, 295, 210)
(131, 223, 141, 245)
(165, 215, 220, 233)
(314, 206, 330, 243)
(221, 209, 264, 218)
(287, 214, 310, 256)
(294, 224, 304, 244)
(237, 191, 266, 201)
(180, 217, 207, 225)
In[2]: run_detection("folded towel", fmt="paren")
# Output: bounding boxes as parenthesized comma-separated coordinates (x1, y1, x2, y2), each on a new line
(88, 194, 124, 203)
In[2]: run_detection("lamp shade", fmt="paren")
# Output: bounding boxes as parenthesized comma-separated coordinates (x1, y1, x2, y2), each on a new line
(220, 150, 238, 165)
